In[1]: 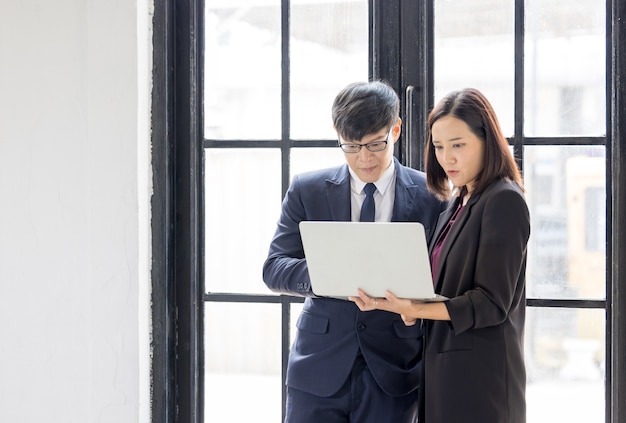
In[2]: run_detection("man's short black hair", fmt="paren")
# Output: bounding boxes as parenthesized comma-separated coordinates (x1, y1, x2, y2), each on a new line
(332, 80, 400, 141)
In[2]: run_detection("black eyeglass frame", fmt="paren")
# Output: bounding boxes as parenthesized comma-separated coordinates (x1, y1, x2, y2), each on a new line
(338, 135, 390, 153)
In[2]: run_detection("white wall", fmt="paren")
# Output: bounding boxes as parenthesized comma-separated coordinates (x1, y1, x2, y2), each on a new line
(0, 1, 151, 422)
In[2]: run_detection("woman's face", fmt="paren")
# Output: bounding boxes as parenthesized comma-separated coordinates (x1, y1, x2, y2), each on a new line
(431, 115, 485, 193)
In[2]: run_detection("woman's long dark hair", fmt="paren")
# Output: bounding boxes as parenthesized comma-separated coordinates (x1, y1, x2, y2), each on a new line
(425, 88, 523, 200)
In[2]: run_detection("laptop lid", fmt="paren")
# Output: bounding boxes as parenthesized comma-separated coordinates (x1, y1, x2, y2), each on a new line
(299, 221, 447, 301)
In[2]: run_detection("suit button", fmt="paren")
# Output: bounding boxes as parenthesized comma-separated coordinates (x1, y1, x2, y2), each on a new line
(357, 322, 366, 331)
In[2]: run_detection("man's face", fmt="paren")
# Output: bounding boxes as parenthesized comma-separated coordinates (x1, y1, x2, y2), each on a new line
(339, 118, 401, 183)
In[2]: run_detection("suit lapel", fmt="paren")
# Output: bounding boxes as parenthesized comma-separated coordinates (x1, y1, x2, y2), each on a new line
(391, 159, 419, 221)
(325, 165, 352, 221)
(428, 199, 458, 252)
(323, 159, 424, 222)
(431, 192, 481, 290)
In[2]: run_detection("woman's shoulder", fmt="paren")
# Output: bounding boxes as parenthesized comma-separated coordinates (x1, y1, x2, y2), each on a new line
(473, 179, 528, 216)
(478, 179, 529, 223)
(482, 178, 525, 198)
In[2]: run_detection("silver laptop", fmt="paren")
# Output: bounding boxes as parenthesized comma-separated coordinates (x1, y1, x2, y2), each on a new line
(299, 221, 447, 301)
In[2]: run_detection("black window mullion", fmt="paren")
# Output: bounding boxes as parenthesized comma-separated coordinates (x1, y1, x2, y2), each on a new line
(514, 0, 524, 169)
(151, 0, 177, 420)
(371, 0, 403, 163)
(371, 0, 400, 85)
(173, 0, 205, 421)
(152, 0, 204, 421)
(522, 136, 606, 146)
(608, 1, 626, 421)
(399, 0, 433, 171)
(281, 0, 291, 197)
(526, 298, 606, 308)
(203, 139, 339, 149)
(281, 1, 292, 420)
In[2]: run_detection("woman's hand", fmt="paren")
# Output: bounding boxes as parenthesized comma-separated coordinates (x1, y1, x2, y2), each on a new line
(348, 289, 386, 312)
(349, 289, 450, 323)
(348, 289, 419, 326)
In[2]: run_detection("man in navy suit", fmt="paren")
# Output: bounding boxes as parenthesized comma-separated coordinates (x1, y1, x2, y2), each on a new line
(263, 81, 443, 423)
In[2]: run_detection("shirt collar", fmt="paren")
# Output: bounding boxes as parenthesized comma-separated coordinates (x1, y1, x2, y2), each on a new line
(349, 159, 396, 195)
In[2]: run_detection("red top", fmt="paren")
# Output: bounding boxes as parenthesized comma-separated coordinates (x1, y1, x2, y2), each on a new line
(430, 201, 465, 285)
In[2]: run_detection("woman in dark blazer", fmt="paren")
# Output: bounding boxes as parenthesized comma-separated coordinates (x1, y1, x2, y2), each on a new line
(350, 88, 530, 423)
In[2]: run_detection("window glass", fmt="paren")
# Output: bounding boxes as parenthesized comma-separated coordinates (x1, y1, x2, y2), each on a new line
(205, 303, 282, 421)
(290, 147, 345, 177)
(524, 0, 605, 136)
(204, 1, 282, 139)
(524, 146, 605, 299)
(434, 0, 515, 136)
(526, 307, 605, 421)
(205, 149, 282, 294)
(290, 0, 368, 140)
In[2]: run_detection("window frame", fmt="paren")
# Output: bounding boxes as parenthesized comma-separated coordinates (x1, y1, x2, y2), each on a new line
(151, 0, 626, 421)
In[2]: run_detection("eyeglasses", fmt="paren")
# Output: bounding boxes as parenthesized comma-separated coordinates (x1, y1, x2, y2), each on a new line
(339, 136, 389, 153)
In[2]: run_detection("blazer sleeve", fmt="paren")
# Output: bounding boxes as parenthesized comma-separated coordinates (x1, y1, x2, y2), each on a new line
(446, 186, 530, 334)
(262, 174, 315, 296)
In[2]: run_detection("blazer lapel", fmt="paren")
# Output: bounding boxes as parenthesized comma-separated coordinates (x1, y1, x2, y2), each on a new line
(325, 164, 352, 221)
(391, 159, 419, 221)
(431, 192, 481, 290)
(428, 199, 458, 251)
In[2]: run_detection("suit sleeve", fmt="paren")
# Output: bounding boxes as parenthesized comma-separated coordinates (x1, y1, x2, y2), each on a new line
(446, 187, 530, 333)
(262, 175, 315, 296)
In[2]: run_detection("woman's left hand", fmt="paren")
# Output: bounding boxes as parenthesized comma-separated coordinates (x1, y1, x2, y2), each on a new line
(348, 289, 387, 311)
(349, 289, 415, 315)
(349, 289, 450, 325)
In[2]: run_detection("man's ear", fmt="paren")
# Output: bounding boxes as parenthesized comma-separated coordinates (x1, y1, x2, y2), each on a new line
(392, 118, 402, 143)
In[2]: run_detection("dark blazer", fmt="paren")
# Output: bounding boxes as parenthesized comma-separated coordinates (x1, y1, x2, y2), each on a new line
(421, 179, 530, 423)
(263, 157, 444, 397)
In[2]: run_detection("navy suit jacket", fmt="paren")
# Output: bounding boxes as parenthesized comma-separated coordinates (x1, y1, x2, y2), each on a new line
(263, 158, 444, 397)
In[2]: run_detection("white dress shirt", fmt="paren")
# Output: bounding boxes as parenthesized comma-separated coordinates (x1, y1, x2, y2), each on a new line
(348, 161, 396, 223)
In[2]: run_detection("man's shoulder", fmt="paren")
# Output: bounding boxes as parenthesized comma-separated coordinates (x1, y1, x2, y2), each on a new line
(395, 162, 427, 184)
(294, 163, 347, 184)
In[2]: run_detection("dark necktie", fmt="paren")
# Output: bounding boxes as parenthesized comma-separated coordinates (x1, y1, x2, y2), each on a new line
(360, 183, 377, 222)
